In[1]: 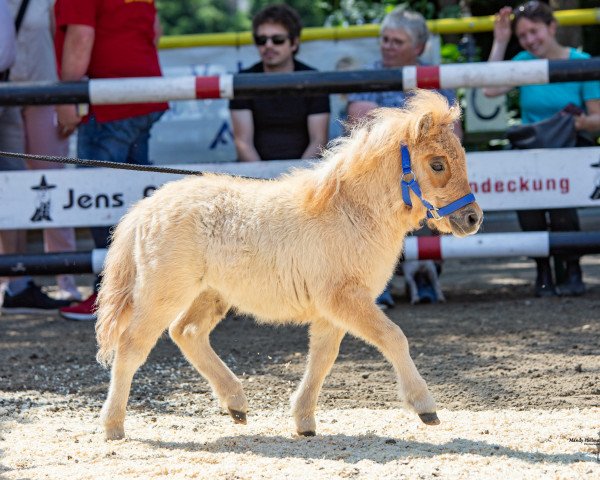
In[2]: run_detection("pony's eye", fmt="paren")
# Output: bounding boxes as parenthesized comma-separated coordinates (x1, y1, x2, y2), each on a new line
(430, 160, 445, 172)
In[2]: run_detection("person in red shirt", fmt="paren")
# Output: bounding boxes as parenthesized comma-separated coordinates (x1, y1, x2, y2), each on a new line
(54, 0, 168, 321)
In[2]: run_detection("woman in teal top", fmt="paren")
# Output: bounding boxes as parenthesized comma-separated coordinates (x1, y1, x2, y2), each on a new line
(485, 1, 600, 298)
(514, 49, 600, 125)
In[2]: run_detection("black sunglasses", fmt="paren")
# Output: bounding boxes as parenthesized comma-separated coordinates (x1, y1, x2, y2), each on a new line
(253, 34, 290, 46)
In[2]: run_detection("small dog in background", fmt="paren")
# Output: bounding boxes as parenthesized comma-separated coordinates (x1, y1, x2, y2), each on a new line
(401, 260, 446, 305)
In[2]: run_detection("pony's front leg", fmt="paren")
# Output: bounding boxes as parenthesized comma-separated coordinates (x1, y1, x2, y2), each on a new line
(291, 318, 345, 436)
(323, 284, 439, 425)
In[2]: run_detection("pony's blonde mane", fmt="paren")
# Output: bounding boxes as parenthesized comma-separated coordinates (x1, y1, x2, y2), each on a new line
(301, 90, 460, 214)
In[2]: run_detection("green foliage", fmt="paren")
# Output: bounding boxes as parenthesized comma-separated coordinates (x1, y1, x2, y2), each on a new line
(156, 0, 460, 35)
(440, 43, 461, 63)
(156, 0, 251, 35)
(322, 0, 389, 27)
(250, 0, 327, 27)
(441, 36, 482, 64)
(322, 0, 445, 27)
(156, 1, 465, 35)
(399, 0, 435, 19)
(437, 4, 461, 19)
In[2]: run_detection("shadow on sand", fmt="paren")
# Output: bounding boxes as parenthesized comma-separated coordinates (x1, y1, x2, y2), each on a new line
(134, 433, 592, 466)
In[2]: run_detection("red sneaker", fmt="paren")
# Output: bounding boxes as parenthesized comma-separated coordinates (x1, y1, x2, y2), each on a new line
(59, 293, 98, 321)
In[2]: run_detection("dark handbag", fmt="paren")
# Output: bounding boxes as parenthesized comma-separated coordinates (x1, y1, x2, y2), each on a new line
(506, 104, 594, 149)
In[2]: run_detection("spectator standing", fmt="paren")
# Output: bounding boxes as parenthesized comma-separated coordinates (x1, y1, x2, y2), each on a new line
(7, 0, 81, 302)
(485, 1, 600, 297)
(229, 3, 330, 161)
(1, 0, 73, 312)
(347, 6, 460, 309)
(54, 0, 168, 321)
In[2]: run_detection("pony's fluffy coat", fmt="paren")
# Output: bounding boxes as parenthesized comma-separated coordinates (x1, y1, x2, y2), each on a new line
(95, 90, 478, 439)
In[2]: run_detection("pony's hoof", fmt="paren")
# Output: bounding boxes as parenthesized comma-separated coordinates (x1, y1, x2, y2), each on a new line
(418, 412, 440, 425)
(228, 408, 247, 424)
(105, 427, 125, 440)
(298, 430, 316, 437)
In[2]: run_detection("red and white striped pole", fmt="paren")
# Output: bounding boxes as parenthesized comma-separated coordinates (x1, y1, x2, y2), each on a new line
(403, 231, 600, 261)
(0, 232, 598, 275)
(0, 58, 598, 106)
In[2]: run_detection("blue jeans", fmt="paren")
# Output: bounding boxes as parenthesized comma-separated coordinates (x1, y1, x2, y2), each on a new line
(78, 111, 163, 250)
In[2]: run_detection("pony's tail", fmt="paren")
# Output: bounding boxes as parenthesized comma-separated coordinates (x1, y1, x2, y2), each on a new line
(95, 215, 137, 368)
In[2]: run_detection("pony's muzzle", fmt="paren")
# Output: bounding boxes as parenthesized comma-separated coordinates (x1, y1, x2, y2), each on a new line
(449, 204, 483, 236)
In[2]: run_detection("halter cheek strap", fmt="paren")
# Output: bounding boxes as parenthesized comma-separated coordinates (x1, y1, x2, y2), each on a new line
(400, 145, 476, 220)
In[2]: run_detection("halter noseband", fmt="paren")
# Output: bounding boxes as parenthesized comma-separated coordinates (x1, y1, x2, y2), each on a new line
(400, 145, 476, 220)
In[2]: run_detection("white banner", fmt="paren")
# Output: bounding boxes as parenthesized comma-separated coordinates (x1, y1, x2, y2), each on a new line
(1, 147, 600, 229)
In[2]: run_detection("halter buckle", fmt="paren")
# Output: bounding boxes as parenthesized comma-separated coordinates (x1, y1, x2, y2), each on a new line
(400, 171, 415, 184)
(428, 208, 442, 220)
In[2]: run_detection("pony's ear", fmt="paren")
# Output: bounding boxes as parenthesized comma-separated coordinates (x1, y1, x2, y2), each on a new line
(414, 112, 434, 140)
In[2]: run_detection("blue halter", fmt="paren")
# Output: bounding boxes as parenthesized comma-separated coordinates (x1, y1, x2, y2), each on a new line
(400, 145, 476, 220)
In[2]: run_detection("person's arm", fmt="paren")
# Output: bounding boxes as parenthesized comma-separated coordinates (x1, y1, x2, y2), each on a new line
(483, 6, 513, 98)
(153, 12, 162, 47)
(575, 99, 600, 133)
(301, 113, 329, 159)
(230, 109, 261, 162)
(347, 100, 378, 125)
(56, 24, 95, 136)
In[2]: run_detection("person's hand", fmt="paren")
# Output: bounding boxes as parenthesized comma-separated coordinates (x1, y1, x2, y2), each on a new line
(493, 6, 513, 44)
(574, 114, 588, 131)
(56, 104, 81, 137)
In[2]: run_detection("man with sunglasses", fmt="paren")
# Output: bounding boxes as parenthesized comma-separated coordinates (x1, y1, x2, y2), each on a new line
(229, 4, 330, 161)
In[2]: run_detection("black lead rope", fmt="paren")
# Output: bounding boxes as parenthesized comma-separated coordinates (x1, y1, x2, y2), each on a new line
(0, 150, 204, 176)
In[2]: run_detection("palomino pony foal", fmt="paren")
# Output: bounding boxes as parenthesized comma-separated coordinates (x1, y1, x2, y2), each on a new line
(96, 90, 482, 440)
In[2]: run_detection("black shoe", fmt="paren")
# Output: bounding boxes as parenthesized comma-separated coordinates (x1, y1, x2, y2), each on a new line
(557, 259, 585, 296)
(557, 280, 585, 296)
(535, 282, 558, 297)
(2, 281, 73, 312)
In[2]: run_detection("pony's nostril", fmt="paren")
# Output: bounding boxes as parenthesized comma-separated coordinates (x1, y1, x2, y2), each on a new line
(467, 212, 479, 226)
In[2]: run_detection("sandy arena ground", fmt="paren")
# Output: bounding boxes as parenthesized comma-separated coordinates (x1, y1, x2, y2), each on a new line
(1, 256, 599, 479)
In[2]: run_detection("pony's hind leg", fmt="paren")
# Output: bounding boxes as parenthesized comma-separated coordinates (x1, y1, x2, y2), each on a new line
(291, 318, 345, 436)
(101, 312, 169, 440)
(168, 290, 248, 424)
(101, 285, 200, 440)
(323, 285, 439, 426)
